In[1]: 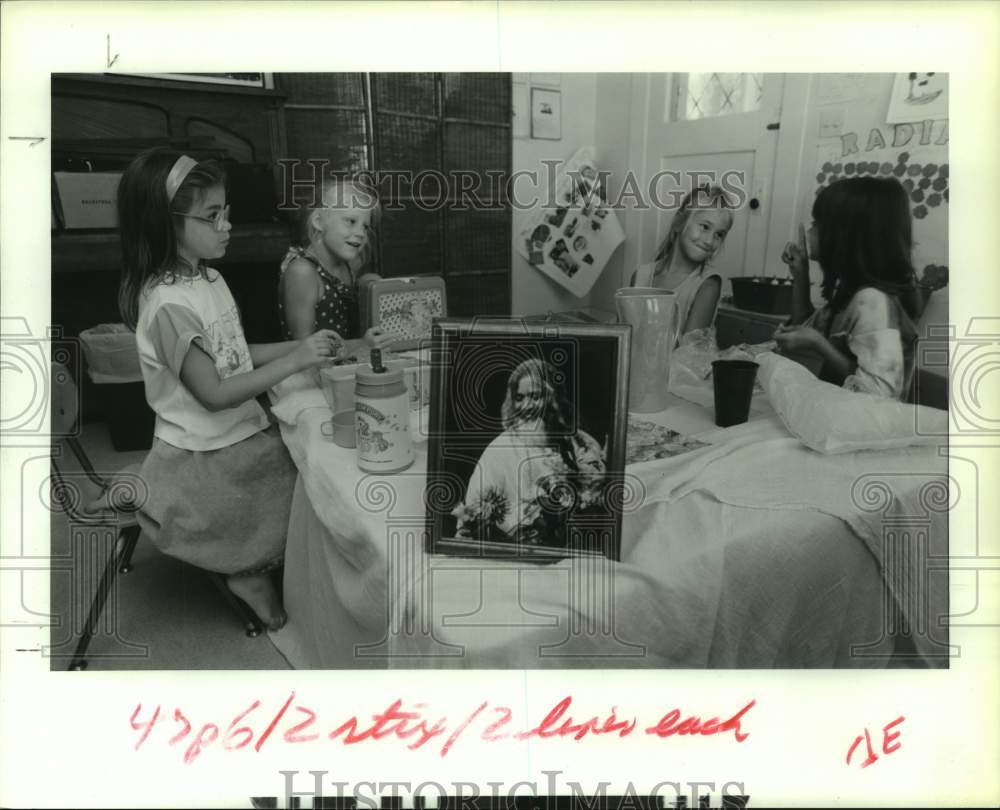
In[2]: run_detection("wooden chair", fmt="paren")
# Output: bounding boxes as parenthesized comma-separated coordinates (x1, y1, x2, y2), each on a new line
(50, 362, 266, 671)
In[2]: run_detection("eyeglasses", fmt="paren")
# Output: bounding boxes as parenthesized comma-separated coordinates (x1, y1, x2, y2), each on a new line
(175, 205, 230, 232)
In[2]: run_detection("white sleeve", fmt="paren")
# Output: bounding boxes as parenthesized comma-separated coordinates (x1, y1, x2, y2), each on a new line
(146, 303, 211, 377)
(839, 289, 906, 399)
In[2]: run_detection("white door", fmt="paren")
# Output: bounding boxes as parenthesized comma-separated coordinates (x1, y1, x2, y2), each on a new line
(630, 73, 784, 286)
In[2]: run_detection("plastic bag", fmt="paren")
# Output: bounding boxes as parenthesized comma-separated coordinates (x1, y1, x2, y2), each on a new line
(79, 323, 142, 383)
(670, 327, 775, 393)
(670, 327, 719, 387)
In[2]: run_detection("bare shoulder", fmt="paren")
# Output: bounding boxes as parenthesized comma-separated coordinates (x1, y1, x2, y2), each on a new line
(282, 258, 323, 296)
(283, 256, 320, 283)
(699, 274, 723, 293)
(692, 274, 722, 302)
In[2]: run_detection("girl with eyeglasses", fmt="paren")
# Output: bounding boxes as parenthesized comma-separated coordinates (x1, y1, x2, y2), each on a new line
(117, 148, 340, 630)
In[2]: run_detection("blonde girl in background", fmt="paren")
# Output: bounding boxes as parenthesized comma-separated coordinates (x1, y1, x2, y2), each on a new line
(631, 184, 735, 339)
(279, 176, 396, 360)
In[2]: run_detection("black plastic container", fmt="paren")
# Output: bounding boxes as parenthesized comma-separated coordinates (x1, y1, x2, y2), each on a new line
(712, 360, 760, 428)
(97, 381, 155, 452)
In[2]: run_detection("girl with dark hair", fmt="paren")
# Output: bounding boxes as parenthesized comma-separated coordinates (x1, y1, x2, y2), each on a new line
(776, 176, 919, 399)
(630, 184, 734, 339)
(119, 148, 341, 629)
(453, 358, 607, 546)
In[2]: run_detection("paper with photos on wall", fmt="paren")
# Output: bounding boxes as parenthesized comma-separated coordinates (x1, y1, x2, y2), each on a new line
(516, 146, 625, 298)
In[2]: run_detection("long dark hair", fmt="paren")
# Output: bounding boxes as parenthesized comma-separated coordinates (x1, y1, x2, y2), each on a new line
(117, 148, 226, 329)
(501, 358, 580, 470)
(812, 177, 918, 319)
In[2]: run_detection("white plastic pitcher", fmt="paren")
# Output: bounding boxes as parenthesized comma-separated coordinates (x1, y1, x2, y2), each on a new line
(615, 287, 681, 413)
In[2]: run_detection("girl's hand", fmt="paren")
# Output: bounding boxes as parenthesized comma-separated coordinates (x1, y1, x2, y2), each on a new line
(333, 329, 400, 364)
(919, 264, 949, 292)
(781, 223, 810, 281)
(292, 329, 343, 370)
(362, 327, 399, 350)
(773, 323, 821, 353)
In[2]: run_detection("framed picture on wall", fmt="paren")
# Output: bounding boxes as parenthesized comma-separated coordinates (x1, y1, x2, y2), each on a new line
(531, 87, 562, 140)
(425, 318, 631, 562)
(119, 73, 274, 89)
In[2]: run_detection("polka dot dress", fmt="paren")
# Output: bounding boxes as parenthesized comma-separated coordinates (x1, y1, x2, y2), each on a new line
(278, 246, 360, 340)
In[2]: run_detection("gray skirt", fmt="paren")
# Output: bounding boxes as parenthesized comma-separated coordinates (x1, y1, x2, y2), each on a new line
(137, 424, 297, 576)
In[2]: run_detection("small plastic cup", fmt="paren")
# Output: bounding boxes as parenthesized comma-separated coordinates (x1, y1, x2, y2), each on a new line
(712, 360, 759, 427)
(319, 365, 357, 412)
(329, 410, 357, 448)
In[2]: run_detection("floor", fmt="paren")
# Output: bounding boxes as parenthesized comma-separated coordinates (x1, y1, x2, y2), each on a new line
(48, 422, 290, 671)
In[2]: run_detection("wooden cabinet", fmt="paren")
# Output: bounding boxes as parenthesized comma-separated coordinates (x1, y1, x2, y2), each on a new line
(52, 74, 286, 167)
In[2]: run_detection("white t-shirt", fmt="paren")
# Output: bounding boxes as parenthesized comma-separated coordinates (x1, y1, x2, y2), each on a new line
(136, 269, 269, 451)
(803, 286, 917, 400)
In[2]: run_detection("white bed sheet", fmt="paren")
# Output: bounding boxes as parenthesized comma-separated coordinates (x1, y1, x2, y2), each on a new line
(268, 374, 948, 669)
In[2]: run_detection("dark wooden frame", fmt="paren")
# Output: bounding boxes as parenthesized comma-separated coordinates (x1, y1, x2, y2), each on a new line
(121, 73, 274, 89)
(425, 318, 631, 562)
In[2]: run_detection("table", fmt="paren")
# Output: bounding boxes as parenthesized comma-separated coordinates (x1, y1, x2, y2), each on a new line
(268, 370, 948, 669)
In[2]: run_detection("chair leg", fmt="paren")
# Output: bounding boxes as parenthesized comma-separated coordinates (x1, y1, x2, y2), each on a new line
(68, 527, 133, 671)
(208, 573, 264, 638)
(118, 525, 141, 574)
(66, 437, 108, 489)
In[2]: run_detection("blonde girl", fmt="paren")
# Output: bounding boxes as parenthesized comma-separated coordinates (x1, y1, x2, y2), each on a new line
(279, 177, 395, 360)
(631, 184, 734, 339)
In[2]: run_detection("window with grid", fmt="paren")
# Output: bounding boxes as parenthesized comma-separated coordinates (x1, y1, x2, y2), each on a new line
(673, 73, 763, 121)
(276, 72, 512, 318)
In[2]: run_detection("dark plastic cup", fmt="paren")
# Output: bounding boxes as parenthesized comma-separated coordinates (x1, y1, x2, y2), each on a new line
(712, 360, 759, 427)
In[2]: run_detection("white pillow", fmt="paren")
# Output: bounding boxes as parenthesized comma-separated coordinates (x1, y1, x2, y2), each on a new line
(757, 352, 948, 454)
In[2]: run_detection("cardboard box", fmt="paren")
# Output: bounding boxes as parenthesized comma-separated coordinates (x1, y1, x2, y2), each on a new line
(53, 172, 121, 229)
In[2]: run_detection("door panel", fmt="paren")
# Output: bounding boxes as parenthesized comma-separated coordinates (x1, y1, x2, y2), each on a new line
(634, 74, 784, 287)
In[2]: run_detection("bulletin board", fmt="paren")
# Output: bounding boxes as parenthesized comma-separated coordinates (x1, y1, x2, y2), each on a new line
(815, 119, 949, 273)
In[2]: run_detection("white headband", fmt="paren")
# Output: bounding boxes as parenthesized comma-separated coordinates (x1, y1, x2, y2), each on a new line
(165, 155, 198, 202)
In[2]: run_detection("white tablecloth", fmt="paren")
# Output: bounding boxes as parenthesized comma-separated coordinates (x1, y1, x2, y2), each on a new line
(267, 373, 948, 669)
